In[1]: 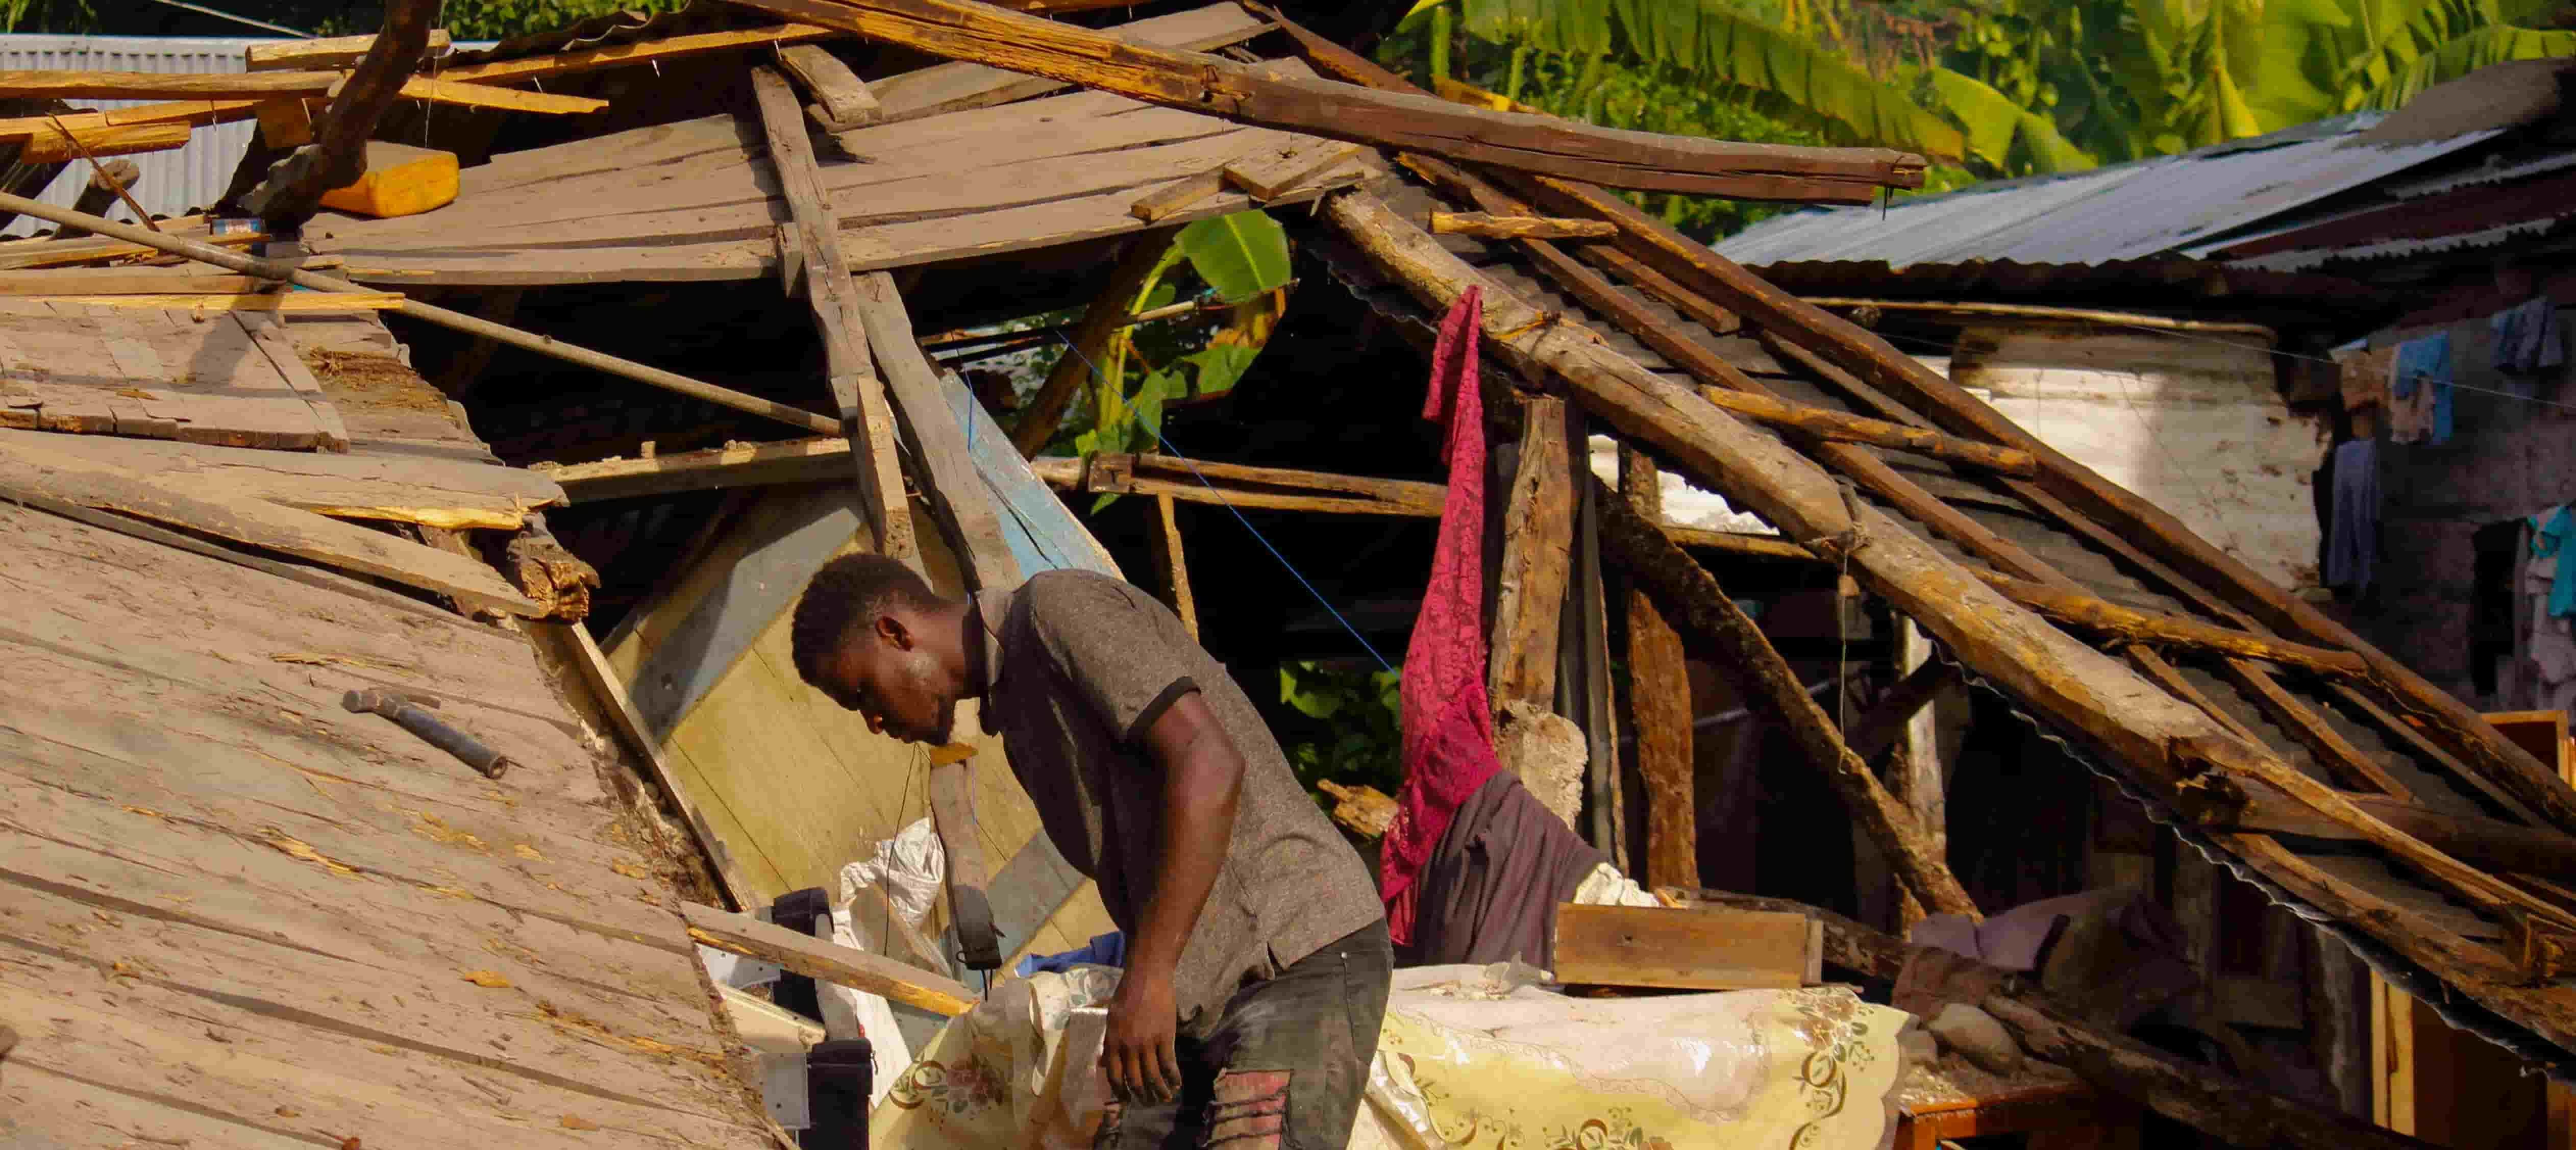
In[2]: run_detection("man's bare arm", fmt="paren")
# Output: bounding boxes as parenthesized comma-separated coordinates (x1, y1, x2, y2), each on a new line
(1100, 690, 1244, 1104)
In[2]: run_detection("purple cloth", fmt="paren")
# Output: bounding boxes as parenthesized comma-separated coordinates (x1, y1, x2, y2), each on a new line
(1400, 771, 1606, 970)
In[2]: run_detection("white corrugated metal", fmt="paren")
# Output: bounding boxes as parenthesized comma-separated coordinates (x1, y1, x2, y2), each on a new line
(0, 34, 285, 235)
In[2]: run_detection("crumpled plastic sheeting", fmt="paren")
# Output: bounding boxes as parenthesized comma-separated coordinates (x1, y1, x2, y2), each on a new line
(816, 816, 949, 1107)
(837, 815, 947, 946)
(871, 963, 1913, 1150)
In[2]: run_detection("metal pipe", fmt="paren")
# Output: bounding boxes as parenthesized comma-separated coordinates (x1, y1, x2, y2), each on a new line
(0, 190, 840, 437)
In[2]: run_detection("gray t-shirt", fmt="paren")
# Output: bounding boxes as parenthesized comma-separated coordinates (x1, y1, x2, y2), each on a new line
(973, 570, 1381, 1026)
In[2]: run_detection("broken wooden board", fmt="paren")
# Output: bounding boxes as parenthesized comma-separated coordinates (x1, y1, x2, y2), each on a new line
(546, 437, 855, 502)
(0, 69, 607, 115)
(1551, 904, 1821, 990)
(860, 2, 1271, 127)
(1221, 138, 1364, 201)
(0, 435, 540, 616)
(682, 901, 976, 1015)
(0, 290, 401, 311)
(0, 304, 350, 450)
(0, 428, 560, 529)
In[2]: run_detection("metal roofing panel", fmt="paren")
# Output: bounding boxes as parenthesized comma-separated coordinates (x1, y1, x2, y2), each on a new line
(1718, 116, 2500, 268)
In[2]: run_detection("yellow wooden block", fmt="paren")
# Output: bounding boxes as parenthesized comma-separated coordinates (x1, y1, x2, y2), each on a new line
(318, 141, 457, 219)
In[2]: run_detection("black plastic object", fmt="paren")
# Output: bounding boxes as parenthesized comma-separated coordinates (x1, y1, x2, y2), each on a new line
(800, 1038, 874, 1149)
(770, 887, 831, 1026)
(950, 886, 1001, 972)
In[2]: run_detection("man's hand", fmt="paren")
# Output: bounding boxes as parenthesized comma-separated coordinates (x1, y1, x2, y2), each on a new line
(1101, 969, 1182, 1105)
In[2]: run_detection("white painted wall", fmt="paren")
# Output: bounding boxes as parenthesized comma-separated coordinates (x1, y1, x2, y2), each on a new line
(1950, 324, 2323, 591)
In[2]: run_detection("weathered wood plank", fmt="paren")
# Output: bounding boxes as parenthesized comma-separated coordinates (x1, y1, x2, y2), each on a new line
(749, 64, 915, 565)
(1430, 210, 1618, 240)
(682, 902, 977, 1015)
(0, 429, 552, 528)
(1621, 447, 1696, 891)
(0, 68, 604, 114)
(1552, 904, 1816, 989)
(850, 271, 1021, 589)
(1221, 137, 1363, 201)
(859, 1, 1271, 127)
(780, 42, 880, 129)
(246, 29, 453, 70)
(0, 434, 540, 616)
(1147, 493, 1199, 639)
(0, 269, 264, 293)
(235, 311, 355, 451)
(731, 0, 1924, 200)
(1489, 395, 1575, 710)
(423, 23, 835, 87)
(548, 436, 854, 502)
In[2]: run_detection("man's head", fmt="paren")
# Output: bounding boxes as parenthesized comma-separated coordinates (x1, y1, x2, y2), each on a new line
(790, 554, 968, 745)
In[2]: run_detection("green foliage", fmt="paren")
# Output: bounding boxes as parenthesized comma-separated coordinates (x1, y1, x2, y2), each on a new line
(1275, 661, 1406, 799)
(1174, 212, 1294, 304)
(349, 0, 692, 39)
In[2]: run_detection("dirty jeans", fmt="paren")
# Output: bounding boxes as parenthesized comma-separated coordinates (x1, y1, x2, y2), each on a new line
(1096, 920, 1393, 1149)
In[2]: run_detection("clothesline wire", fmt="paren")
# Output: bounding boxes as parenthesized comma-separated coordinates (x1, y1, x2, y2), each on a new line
(1047, 331, 1399, 673)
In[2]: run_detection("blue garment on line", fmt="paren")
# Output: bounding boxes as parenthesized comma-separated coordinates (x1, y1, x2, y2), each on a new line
(2534, 507, 2576, 620)
(1014, 931, 1126, 977)
(2325, 439, 2379, 594)
(2393, 332, 2453, 445)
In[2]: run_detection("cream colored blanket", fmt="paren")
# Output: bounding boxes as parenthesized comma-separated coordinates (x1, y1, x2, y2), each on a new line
(871, 964, 1912, 1149)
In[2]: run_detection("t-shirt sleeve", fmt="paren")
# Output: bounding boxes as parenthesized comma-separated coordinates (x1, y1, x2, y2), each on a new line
(1027, 574, 1201, 746)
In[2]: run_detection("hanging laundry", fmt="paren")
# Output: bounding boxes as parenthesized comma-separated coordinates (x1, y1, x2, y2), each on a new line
(2491, 297, 2566, 377)
(2534, 506, 2576, 620)
(1379, 286, 1503, 948)
(2509, 519, 2576, 715)
(2324, 438, 2379, 594)
(2390, 332, 2453, 445)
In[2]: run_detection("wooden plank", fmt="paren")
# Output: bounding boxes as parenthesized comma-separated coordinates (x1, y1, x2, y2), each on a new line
(1551, 904, 1815, 990)
(0, 69, 604, 114)
(2218, 657, 2415, 797)
(861, 1, 1272, 127)
(1431, 210, 1618, 240)
(235, 311, 355, 452)
(1, 290, 401, 311)
(1012, 224, 1179, 455)
(0, 269, 264, 293)
(732, 0, 1924, 201)
(1972, 573, 2370, 679)
(11, 118, 193, 164)
(0, 226, 262, 270)
(1130, 169, 1225, 221)
(927, 757, 1000, 970)
(0, 434, 540, 616)
(1489, 395, 1574, 710)
(682, 902, 977, 1015)
(948, 379, 1122, 577)
(1, 379, 329, 448)
(748, 65, 915, 565)
(850, 270, 1021, 589)
(1622, 446, 1696, 890)
(246, 28, 453, 69)
(422, 23, 838, 88)
(779, 42, 880, 129)
(549, 436, 855, 502)
(0, 428, 555, 528)
(1147, 492, 1198, 639)
(1220, 137, 1363, 201)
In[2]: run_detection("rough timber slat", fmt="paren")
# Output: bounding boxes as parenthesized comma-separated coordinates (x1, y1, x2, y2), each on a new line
(0, 428, 557, 528)
(858, 2, 1273, 127)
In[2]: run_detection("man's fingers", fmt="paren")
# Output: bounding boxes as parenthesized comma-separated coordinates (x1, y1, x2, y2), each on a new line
(1152, 1037, 1183, 1102)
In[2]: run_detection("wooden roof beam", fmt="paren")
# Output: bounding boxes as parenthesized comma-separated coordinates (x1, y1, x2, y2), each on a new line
(726, 0, 1924, 201)
(0, 70, 604, 115)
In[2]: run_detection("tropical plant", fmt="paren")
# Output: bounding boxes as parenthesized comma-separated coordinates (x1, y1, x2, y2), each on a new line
(1397, 0, 2576, 178)
(1056, 210, 1294, 488)
(1275, 660, 1406, 801)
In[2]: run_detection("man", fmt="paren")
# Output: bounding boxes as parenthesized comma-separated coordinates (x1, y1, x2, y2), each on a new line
(790, 555, 1390, 1149)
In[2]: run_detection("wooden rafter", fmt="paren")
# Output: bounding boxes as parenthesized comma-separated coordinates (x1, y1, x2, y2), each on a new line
(727, 0, 1925, 201)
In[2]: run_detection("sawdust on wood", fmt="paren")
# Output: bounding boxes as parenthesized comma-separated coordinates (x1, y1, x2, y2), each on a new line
(304, 349, 445, 412)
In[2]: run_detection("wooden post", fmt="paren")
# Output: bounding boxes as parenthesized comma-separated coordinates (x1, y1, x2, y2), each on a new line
(1589, 474, 1978, 918)
(747, 65, 916, 567)
(1147, 492, 1198, 640)
(1490, 394, 1574, 710)
(1011, 226, 1177, 456)
(1891, 620, 1949, 930)
(1621, 447, 1696, 890)
(1561, 438, 1627, 869)
(241, 0, 435, 227)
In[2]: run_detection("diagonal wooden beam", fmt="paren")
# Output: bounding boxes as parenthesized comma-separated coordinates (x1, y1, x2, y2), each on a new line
(1589, 470, 1972, 916)
(1844, 655, 1955, 765)
(241, 0, 436, 228)
(748, 65, 916, 566)
(1147, 493, 1199, 641)
(728, 0, 1924, 201)
(1011, 226, 1177, 457)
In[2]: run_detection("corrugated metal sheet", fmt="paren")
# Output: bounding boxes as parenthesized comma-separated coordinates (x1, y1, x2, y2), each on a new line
(0, 34, 272, 235)
(1716, 114, 2500, 268)
(1746, 256, 2397, 310)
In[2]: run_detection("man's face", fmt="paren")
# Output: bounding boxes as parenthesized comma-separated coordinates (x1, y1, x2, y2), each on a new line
(814, 613, 956, 745)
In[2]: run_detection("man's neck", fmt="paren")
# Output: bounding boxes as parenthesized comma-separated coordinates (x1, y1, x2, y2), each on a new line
(947, 596, 993, 701)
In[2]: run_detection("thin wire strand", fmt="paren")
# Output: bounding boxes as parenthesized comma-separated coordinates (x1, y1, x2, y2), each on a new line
(1049, 331, 1397, 672)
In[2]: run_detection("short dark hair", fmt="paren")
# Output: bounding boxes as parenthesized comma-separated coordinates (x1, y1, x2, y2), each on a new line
(789, 553, 945, 686)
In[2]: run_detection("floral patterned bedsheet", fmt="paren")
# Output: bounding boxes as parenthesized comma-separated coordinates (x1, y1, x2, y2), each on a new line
(871, 964, 1913, 1150)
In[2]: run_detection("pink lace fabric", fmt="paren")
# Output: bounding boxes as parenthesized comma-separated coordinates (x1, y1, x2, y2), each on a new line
(1380, 287, 1505, 946)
